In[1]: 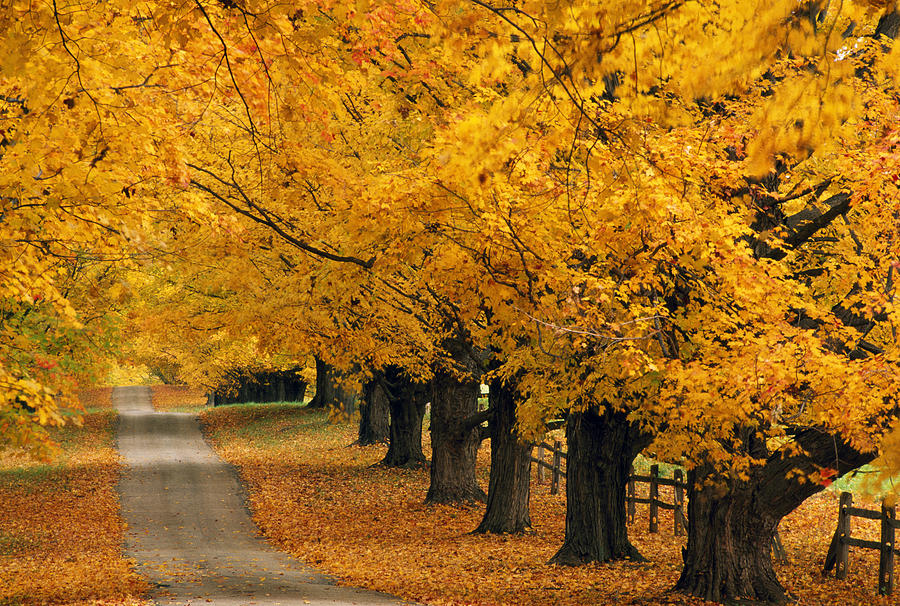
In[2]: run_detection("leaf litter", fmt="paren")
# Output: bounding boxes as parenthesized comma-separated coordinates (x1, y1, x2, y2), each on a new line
(0, 389, 149, 605)
(200, 403, 897, 606)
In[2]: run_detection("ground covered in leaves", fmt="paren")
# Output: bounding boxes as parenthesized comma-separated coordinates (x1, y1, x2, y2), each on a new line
(0, 390, 148, 606)
(200, 403, 895, 606)
(149, 385, 207, 412)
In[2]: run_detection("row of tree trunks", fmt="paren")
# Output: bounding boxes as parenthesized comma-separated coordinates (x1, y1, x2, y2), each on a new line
(348, 357, 882, 605)
(212, 369, 306, 405)
(363, 365, 531, 533)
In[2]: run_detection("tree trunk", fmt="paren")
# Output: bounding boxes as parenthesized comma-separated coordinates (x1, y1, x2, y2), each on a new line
(379, 367, 429, 468)
(307, 356, 357, 414)
(285, 375, 307, 402)
(474, 376, 532, 534)
(307, 357, 330, 408)
(676, 427, 877, 603)
(676, 474, 786, 603)
(426, 367, 486, 504)
(262, 374, 277, 402)
(550, 407, 652, 565)
(357, 378, 390, 446)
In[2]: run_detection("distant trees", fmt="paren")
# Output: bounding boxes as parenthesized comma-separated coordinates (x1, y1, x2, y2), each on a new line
(211, 369, 307, 406)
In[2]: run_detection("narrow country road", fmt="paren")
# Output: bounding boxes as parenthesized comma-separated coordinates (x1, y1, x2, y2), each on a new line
(114, 385, 408, 606)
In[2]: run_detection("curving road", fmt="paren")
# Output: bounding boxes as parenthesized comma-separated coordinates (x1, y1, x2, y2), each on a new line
(114, 385, 407, 606)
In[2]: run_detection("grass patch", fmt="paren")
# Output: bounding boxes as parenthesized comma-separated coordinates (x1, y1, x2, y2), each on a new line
(0, 465, 65, 492)
(0, 410, 149, 605)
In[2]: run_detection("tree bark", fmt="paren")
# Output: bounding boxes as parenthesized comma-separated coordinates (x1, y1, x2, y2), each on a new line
(307, 356, 357, 414)
(550, 407, 653, 565)
(676, 473, 786, 603)
(307, 356, 330, 408)
(379, 367, 429, 468)
(474, 375, 532, 534)
(426, 366, 486, 504)
(357, 376, 390, 446)
(676, 427, 876, 603)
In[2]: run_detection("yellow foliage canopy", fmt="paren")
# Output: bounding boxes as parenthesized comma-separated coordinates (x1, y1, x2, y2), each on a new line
(3, 0, 900, 483)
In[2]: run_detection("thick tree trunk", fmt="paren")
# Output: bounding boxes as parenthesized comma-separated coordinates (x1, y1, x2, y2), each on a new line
(426, 368, 486, 504)
(307, 356, 357, 414)
(474, 376, 532, 534)
(676, 427, 876, 603)
(677, 475, 785, 603)
(550, 407, 653, 565)
(357, 378, 390, 446)
(379, 367, 429, 468)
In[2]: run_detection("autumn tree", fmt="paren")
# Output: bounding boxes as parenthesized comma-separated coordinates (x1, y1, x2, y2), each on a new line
(404, 0, 900, 596)
(13, 3, 900, 604)
(0, 0, 181, 455)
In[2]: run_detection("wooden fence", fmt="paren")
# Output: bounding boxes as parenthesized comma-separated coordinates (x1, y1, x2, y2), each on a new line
(531, 441, 566, 495)
(823, 491, 898, 595)
(529, 443, 687, 536)
(529, 441, 787, 559)
(628, 464, 688, 536)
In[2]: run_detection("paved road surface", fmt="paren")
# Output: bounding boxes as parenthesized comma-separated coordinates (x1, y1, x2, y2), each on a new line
(115, 385, 407, 606)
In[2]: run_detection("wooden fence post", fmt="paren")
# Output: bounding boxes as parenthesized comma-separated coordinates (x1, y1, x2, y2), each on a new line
(551, 440, 562, 495)
(627, 465, 636, 524)
(673, 468, 685, 536)
(649, 464, 659, 533)
(537, 444, 545, 484)
(837, 491, 852, 580)
(880, 502, 896, 595)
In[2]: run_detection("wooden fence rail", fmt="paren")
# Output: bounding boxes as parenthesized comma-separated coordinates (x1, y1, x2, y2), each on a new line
(823, 491, 898, 595)
(529, 441, 786, 558)
(627, 464, 688, 536)
(529, 443, 687, 536)
(531, 441, 567, 495)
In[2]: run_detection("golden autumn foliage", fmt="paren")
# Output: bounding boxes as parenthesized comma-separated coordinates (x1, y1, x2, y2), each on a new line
(0, 0, 171, 455)
(80, 0, 900, 486)
(4, 0, 900, 599)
